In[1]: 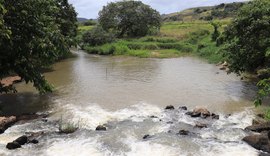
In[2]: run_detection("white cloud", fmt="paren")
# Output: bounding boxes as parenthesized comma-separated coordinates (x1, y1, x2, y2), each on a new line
(69, 0, 248, 18)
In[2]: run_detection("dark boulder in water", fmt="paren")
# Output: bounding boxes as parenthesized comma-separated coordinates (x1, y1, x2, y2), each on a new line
(211, 113, 220, 120)
(96, 125, 107, 131)
(179, 106, 187, 110)
(193, 108, 210, 118)
(195, 123, 207, 129)
(190, 112, 201, 118)
(143, 134, 151, 140)
(243, 134, 270, 153)
(6, 142, 21, 150)
(14, 135, 28, 145)
(29, 139, 39, 144)
(178, 130, 189, 135)
(185, 107, 211, 118)
(185, 111, 193, 116)
(149, 115, 158, 119)
(0, 116, 17, 134)
(245, 122, 270, 133)
(165, 105, 175, 110)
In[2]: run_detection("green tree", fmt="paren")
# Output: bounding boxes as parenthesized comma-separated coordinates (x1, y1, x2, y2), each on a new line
(0, 0, 77, 94)
(222, 0, 270, 74)
(210, 21, 221, 41)
(82, 26, 115, 46)
(222, 0, 270, 106)
(55, 0, 78, 47)
(98, 0, 162, 37)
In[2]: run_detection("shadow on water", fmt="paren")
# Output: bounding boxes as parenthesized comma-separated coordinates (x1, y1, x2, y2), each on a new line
(0, 92, 52, 116)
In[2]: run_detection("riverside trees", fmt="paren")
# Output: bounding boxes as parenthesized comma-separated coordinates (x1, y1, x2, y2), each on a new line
(0, 0, 77, 93)
(82, 0, 162, 46)
(98, 0, 161, 37)
(221, 0, 270, 105)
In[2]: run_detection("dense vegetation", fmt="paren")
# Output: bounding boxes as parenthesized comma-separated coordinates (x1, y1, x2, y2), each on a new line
(219, 0, 270, 106)
(0, 0, 77, 93)
(98, 1, 162, 38)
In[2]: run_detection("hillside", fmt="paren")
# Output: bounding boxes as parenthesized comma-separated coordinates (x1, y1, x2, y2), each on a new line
(77, 17, 88, 23)
(163, 2, 246, 22)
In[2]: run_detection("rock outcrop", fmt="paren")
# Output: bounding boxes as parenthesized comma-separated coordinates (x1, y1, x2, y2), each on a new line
(96, 125, 107, 131)
(243, 134, 270, 153)
(0, 116, 17, 134)
(245, 122, 270, 133)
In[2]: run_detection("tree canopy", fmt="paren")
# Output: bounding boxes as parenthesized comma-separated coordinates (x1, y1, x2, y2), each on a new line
(221, 0, 270, 105)
(0, 0, 77, 94)
(98, 0, 162, 37)
(222, 0, 270, 74)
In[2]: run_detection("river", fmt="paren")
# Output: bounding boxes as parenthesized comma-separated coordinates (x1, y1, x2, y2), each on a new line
(0, 50, 260, 155)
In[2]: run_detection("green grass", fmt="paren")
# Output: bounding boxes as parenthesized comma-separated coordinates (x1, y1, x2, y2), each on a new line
(79, 20, 228, 63)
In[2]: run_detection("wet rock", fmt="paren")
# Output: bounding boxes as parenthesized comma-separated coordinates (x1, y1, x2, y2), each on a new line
(259, 152, 270, 156)
(190, 112, 201, 118)
(195, 123, 207, 129)
(166, 121, 174, 124)
(6, 142, 21, 150)
(17, 113, 48, 124)
(29, 139, 39, 144)
(27, 131, 44, 144)
(143, 134, 151, 140)
(252, 116, 267, 125)
(179, 106, 187, 111)
(245, 122, 270, 133)
(185, 111, 192, 116)
(193, 108, 210, 118)
(0, 116, 17, 134)
(6, 132, 43, 150)
(149, 115, 158, 119)
(178, 130, 189, 135)
(165, 105, 175, 110)
(96, 125, 107, 131)
(243, 134, 270, 153)
(14, 135, 28, 145)
(211, 113, 220, 120)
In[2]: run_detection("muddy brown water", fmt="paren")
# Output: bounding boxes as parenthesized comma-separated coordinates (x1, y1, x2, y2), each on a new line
(0, 50, 262, 156)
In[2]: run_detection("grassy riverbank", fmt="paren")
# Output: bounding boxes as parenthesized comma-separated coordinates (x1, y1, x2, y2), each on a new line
(81, 20, 229, 63)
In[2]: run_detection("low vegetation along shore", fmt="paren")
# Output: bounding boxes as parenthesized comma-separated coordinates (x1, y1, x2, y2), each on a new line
(79, 21, 226, 64)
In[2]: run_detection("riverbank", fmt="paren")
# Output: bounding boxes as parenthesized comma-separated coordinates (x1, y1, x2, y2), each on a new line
(80, 21, 227, 64)
(0, 76, 21, 87)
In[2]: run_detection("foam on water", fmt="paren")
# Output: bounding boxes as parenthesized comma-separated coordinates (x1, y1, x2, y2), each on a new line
(0, 102, 260, 156)
(53, 100, 162, 130)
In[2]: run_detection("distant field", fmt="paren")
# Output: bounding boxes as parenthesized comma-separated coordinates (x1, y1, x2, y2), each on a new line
(79, 20, 229, 63)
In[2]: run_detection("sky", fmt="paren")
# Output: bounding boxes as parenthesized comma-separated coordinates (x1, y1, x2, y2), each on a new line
(69, 0, 248, 19)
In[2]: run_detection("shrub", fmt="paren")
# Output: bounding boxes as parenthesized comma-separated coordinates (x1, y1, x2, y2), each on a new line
(59, 116, 79, 134)
(113, 44, 130, 55)
(82, 26, 115, 46)
(83, 20, 97, 26)
(84, 44, 115, 55)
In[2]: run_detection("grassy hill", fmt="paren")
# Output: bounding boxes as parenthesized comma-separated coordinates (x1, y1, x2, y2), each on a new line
(163, 2, 246, 22)
(77, 17, 88, 23)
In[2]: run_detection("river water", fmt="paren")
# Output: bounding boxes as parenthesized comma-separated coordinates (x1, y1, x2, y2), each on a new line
(0, 51, 261, 155)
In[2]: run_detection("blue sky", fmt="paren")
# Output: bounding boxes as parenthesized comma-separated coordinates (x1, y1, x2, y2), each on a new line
(69, 0, 248, 19)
